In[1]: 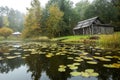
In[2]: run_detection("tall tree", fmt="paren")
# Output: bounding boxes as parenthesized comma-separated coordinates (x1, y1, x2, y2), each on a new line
(83, 0, 117, 23)
(75, 0, 90, 20)
(46, 0, 78, 36)
(46, 5, 64, 38)
(23, 0, 42, 38)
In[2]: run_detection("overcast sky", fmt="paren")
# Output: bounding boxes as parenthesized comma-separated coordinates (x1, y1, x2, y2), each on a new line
(0, 0, 86, 13)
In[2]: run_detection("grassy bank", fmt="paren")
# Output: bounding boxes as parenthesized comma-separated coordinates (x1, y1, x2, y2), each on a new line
(53, 32, 120, 49)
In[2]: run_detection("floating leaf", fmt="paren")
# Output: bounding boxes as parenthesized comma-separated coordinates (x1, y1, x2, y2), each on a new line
(67, 64, 78, 70)
(105, 56, 113, 59)
(90, 72, 99, 77)
(67, 57, 74, 59)
(73, 63, 81, 66)
(46, 53, 54, 58)
(83, 57, 94, 60)
(6, 56, 16, 59)
(85, 69, 94, 73)
(3, 53, 10, 55)
(94, 56, 111, 61)
(70, 72, 81, 76)
(87, 61, 97, 64)
(58, 68, 66, 72)
(95, 53, 100, 55)
(14, 52, 21, 55)
(59, 65, 66, 68)
(103, 63, 120, 68)
(81, 72, 89, 77)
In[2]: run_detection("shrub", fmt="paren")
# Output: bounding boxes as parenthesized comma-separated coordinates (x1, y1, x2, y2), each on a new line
(0, 27, 13, 39)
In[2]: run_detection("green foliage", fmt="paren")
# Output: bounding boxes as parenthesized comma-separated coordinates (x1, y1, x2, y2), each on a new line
(46, 5, 64, 38)
(0, 27, 13, 39)
(22, 0, 42, 38)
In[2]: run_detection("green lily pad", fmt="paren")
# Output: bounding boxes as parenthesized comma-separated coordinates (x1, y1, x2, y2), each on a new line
(94, 56, 111, 61)
(87, 61, 97, 64)
(6, 56, 16, 59)
(46, 53, 54, 58)
(105, 56, 113, 59)
(85, 69, 94, 73)
(67, 64, 78, 70)
(81, 72, 89, 77)
(103, 63, 120, 68)
(83, 57, 94, 60)
(95, 53, 100, 55)
(70, 72, 81, 76)
(73, 63, 81, 66)
(58, 68, 66, 72)
(90, 72, 99, 77)
(59, 65, 66, 68)
(3, 53, 10, 55)
(67, 57, 74, 59)
(14, 52, 21, 55)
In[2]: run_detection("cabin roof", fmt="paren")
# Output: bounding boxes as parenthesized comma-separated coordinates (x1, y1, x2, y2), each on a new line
(73, 16, 100, 30)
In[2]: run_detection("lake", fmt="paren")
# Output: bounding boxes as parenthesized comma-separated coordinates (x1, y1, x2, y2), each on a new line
(0, 42, 120, 80)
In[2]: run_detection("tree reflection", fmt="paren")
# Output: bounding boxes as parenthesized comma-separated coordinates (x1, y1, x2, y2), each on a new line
(0, 57, 25, 73)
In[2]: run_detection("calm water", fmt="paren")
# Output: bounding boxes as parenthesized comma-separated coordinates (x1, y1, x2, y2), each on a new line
(0, 42, 120, 80)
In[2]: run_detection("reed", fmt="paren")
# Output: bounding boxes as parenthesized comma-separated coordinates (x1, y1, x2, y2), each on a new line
(99, 32, 120, 48)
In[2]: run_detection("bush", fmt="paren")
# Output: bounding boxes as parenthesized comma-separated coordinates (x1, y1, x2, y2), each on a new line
(0, 27, 13, 39)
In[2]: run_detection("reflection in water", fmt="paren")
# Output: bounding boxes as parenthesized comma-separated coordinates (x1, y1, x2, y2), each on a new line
(0, 42, 120, 80)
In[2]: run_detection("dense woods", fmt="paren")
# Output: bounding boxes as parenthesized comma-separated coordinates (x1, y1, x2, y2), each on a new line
(0, 0, 120, 38)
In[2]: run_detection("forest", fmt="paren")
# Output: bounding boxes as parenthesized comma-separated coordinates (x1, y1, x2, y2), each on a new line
(0, 0, 120, 38)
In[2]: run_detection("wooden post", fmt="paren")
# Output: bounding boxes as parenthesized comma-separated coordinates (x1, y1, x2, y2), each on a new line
(83, 28, 84, 35)
(91, 25, 93, 35)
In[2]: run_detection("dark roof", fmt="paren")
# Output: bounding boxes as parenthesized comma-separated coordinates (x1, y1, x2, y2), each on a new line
(73, 17, 99, 30)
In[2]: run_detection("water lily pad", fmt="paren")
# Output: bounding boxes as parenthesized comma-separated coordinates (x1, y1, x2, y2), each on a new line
(46, 53, 54, 58)
(14, 52, 21, 55)
(87, 61, 97, 64)
(6, 56, 16, 59)
(59, 65, 66, 68)
(58, 68, 66, 72)
(85, 69, 94, 73)
(94, 56, 111, 61)
(70, 72, 81, 76)
(74, 57, 83, 62)
(82, 52, 89, 55)
(81, 72, 89, 77)
(73, 63, 81, 66)
(3, 53, 10, 55)
(105, 56, 113, 59)
(67, 57, 74, 59)
(90, 72, 99, 77)
(103, 63, 120, 68)
(67, 64, 78, 70)
(95, 53, 100, 55)
(83, 57, 94, 60)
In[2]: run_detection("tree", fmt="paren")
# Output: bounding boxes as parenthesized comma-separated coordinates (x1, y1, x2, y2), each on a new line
(22, 0, 42, 38)
(46, 5, 64, 38)
(75, 0, 90, 20)
(46, 0, 78, 36)
(0, 27, 13, 39)
(3, 16, 9, 27)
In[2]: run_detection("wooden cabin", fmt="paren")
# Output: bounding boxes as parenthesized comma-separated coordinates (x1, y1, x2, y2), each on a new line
(73, 17, 114, 35)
